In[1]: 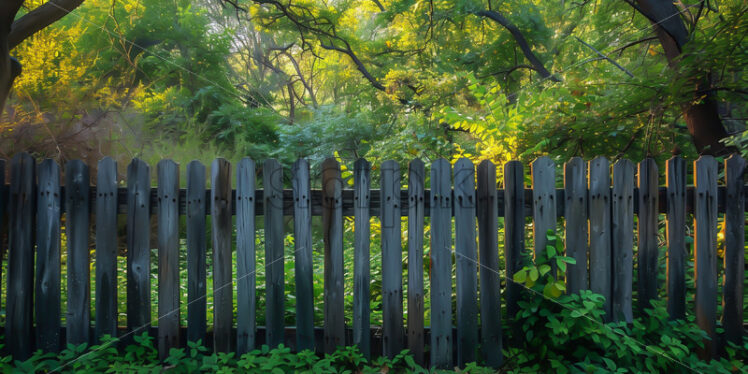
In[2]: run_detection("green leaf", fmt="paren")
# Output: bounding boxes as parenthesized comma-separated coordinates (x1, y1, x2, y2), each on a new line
(529, 267, 539, 282)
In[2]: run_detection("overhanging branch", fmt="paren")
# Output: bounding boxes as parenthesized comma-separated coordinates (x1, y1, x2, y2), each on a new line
(9, 0, 86, 50)
(476, 10, 560, 82)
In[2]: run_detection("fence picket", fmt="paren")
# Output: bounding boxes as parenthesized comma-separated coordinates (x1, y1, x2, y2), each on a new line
(322, 158, 345, 353)
(694, 156, 718, 358)
(407, 159, 424, 365)
(564, 157, 587, 294)
(611, 159, 634, 323)
(95, 157, 118, 341)
(381, 160, 404, 358)
(237, 158, 257, 353)
(353, 158, 371, 358)
(186, 161, 207, 343)
(666, 157, 686, 320)
(292, 159, 314, 352)
(36, 159, 61, 352)
(264, 159, 285, 348)
(127, 158, 151, 337)
(454, 158, 477, 367)
(430, 158, 452, 369)
(589, 157, 612, 318)
(637, 159, 659, 313)
(504, 160, 524, 319)
(157, 160, 180, 358)
(723, 154, 744, 345)
(212, 158, 233, 352)
(531, 157, 556, 268)
(7, 153, 35, 360)
(66, 160, 90, 345)
(477, 160, 502, 368)
(0, 159, 4, 301)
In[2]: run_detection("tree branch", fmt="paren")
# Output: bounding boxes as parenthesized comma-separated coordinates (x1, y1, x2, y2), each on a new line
(476, 10, 560, 82)
(320, 41, 386, 91)
(575, 37, 634, 77)
(9, 0, 86, 50)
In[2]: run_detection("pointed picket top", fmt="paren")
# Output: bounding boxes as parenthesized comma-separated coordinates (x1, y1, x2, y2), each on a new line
(157, 159, 179, 176)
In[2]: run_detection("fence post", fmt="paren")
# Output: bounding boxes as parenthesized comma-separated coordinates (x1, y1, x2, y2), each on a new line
(666, 157, 686, 319)
(430, 158, 452, 369)
(454, 158, 477, 367)
(7, 153, 35, 360)
(66, 160, 91, 346)
(322, 158, 345, 353)
(637, 159, 659, 313)
(564, 157, 588, 294)
(127, 158, 151, 338)
(186, 161, 207, 344)
(407, 159, 424, 365)
(237, 158, 257, 353)
(611, 159, 634, 323)
(381, 160, 404, 358)
(157, 160, 180, 359)
(36, 159, 61, 352)
(212, 158, 233, 352)
(589, 156, 612, 318)
(292, 159, 314, 352)
(353, 158, 371, 358)
(723, 154, 745, 345)
(504, 160, 524, 319)
(95, 157, 118, 341)
(477, 160, 502, 368)
(531, 157, 556, 270)
(694, 156, 718, 358)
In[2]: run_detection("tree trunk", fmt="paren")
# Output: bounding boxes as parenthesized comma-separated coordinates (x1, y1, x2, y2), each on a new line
(635, 0, 731, 155)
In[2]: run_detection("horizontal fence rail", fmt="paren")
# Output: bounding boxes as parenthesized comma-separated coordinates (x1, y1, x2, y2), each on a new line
(0, 153, 745, 367)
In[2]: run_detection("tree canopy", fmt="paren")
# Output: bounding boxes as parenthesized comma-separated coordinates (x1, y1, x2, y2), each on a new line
(1, 0, 746, 166)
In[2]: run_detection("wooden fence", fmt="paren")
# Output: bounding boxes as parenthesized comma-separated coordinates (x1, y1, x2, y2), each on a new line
(0, 153, 745, 368)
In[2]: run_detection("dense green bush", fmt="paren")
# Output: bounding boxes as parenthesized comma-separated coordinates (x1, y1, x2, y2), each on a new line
(4, 336, 435, 373)
(507, 231, 747, 373)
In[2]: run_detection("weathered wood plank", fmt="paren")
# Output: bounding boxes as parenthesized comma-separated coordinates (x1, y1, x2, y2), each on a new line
(611, 159, 634, 323)
(157, 160, 180, 358)
(322, 158, 345, 353)
(531, 157, 556, 269)
(381, 160, 404, 358)
(454, 158, 477, 367)
(564, 157, 587, 294)
(0, 160, 5, 302)
(212, 158, 233, 353)
(36, 159, 61, 352)
(504, 160, 524, 319)
(723, 154, 744, 345)
(353, 158, 371, 358)
(666, 157, 686, 320)
(236, 158, 257, 354)
(264, 159, 285, 349)
(637, 159, 659, 313)
(406, 159, 424, 365)
(292, 159, 314, 352)
(7, 153, 35, 360)
(477, 160, 502, 368)
(186, 161, 207, 344)
(588, 156, 612, 318)
(127, 158, 151, 337)
(430, 158, 452, 369)
(95, 157, 118, 341)
(694, 156, 718, 359)
(66, 160, 90, 345)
